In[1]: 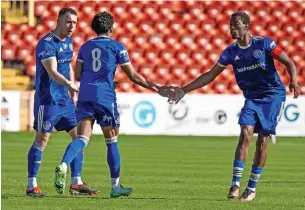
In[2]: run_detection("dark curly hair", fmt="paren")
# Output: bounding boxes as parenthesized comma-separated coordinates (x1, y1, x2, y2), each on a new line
(91, 12, 114, 35)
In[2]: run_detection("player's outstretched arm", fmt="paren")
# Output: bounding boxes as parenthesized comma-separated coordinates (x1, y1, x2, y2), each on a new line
(42, 58, 78, 92)
(170, 64, 225, 104)
(120, 63, 172, 97)
(275, 52, 300, 98)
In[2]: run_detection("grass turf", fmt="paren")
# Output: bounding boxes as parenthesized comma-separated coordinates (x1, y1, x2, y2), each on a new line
(1, 132, 304, 210)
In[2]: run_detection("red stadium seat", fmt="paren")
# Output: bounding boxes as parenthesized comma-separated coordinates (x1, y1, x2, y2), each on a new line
(191, 50, 208, 65)
(16, 47, 33, 61)
(112, 2, 129, 21)
(187, 64, 204, 80)
(168, 20, 186, 35)
(129, 49, 145, 65)
(117, 34, 134, 50)
(35, 1, 50, 16)
(119, 81, 134, 92)
(2, 23, 17, 34)
(7, 31, 21, 44)
(77, 20, 92, 34)
(143, 3, 160, 21)
(185, 20, 201, 37)
(123, 20, 139, 35)
(1, 46, 16, 61)
(95, 1, 112, 13)
(160, 49, 176, 65)
(149, 34, 166, 50)
(155, 64, 172, 81)
(45, 19, 57, 30)
(139, 21, 154, 34)
(22, 32, 38, 46)
(154, 20, 171, 35)
(72, 32, 86, 49)
(1, 1, 305, 94)
(139, 64, 157, 81)
(26, 63, 36, 77)
(114, 70, 128, 81)
(134, 34, 151, 49)
(80, 4, 96, 20)
(144, 49, 160, 65)
(171, 64, 189, 81)
(176, 49, 192, 65)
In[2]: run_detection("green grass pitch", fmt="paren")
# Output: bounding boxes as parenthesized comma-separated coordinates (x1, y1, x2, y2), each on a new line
(1, 132, 305, 210)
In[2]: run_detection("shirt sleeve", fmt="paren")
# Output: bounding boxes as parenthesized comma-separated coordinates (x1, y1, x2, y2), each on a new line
(77, 45, 83, 63)
(116, 42, 130, 66)
(217, 47, 231, 67)
(37, 41, 56, 62)
(264, 37, 283, 58)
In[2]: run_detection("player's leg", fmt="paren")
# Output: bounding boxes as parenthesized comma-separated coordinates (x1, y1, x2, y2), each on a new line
(54, 102, 95, 194)
(54, 118, 93, 194)
(96, 102, 132, 198)
(101, 126, 132, 198)
(66, 127, 84, 186)
(240, 100, 284, 201)
(55, 103, 97, 194)
(66, 125, 99, 195)
(228, 100, 256, 199)
(27, 105, 59, 197)
(26, 132, 50, 198)
(240, 133, 268, 201)
(227, 125, 255, 199)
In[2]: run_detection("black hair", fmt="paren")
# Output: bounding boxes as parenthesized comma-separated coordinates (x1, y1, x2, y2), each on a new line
(91, 12, 114, 35)
(58, 7, 77, 19)
(231, 11, 250, 26)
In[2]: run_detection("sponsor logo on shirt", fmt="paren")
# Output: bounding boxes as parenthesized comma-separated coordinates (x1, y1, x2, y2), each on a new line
(236, 62, 265, 73)
(57, 58, 72, 63)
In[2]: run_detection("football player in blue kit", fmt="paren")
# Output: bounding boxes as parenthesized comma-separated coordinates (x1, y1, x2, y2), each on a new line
(54, 12, 171, 197)
(168, 12, 300, 201)
(27, 8, 98, 197)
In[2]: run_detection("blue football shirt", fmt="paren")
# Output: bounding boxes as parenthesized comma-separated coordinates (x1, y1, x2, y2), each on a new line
(217, 36, 286, 101)
(35, 32, 73, 105)
(77, 36, 130, 103)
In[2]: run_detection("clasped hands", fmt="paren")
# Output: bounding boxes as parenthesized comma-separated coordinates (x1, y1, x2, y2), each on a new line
(157, 86, 186, 104)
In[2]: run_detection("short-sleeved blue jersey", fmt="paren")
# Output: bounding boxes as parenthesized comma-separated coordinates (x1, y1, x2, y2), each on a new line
(77, 36, 130, 103)
(35, 32, 73, 105)
(217, 36, 286, 101)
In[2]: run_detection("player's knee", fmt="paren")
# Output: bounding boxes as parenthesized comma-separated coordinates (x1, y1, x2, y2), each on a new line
(34, 132, 50, 150)
(105, 135, 118, 144)
(240, 125, 253, 142)
(102, 126, 119, 138)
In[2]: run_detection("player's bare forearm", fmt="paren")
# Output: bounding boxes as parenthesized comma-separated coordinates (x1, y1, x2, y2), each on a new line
(130, 73, 159, 92)
(121, 63, 159, 92)
(182, 71, 214, 93)
(182, 64, 225, 93)
(69, 64, 75, 83)
(276, 52, 298, 84)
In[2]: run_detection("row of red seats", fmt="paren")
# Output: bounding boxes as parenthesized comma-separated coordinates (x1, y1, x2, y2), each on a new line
(35, 1, 305, 23)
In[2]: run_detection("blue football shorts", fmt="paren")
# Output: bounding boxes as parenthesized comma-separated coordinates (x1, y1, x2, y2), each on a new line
(238, 99, 285, 135)
(76, 101, 120, 128)
(33, 103, 77, 133)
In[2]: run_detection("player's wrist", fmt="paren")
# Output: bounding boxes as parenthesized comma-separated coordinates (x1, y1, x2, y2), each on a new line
(66, 80, 73, 87)
(152, 84, 160, 92)
(181, 87, 188, 94)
